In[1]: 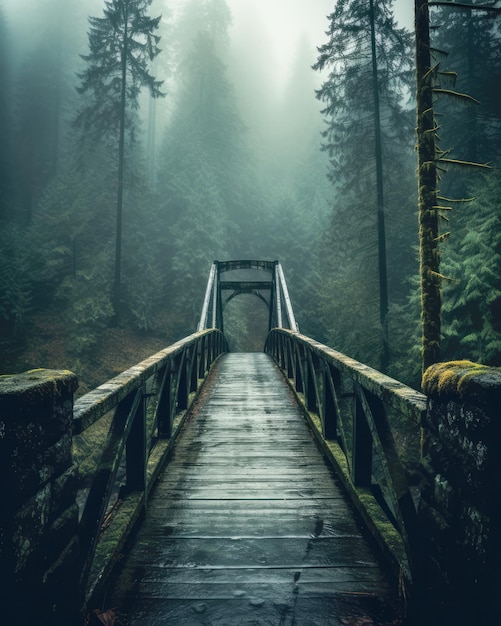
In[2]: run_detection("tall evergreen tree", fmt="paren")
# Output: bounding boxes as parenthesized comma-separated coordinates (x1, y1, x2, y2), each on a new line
(155, 0, 267, 334)
(76, 0, 164, 313)
(442, 170, 501, 366)
(313, 0, 414, 371)
(414, 0, 497, 372)
(158, 22, 247, 332)
(421, 0, 501, 368)
(430, 0, 501, 171)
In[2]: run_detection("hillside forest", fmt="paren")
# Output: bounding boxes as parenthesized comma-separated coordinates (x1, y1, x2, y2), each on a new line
(0, 0, 500, 395)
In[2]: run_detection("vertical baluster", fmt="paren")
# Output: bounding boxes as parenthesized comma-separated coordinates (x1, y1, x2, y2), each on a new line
(198, 335, 207, 378)
(352, 384, 372, 487)
(126, 386, 146, 493)
(322, 363, 338, 440)
(294, 345, 304, 393)
(286, 336, 294, 379)
(156, 362, 172, 438)
(190, 343, 198, 393)
(306, 350, 317, 412)
(177, 351, 188, 411)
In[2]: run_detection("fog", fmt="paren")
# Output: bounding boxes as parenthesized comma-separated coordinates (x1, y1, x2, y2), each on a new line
(3, 1, 414, 88)
(1, 0, 499, 391)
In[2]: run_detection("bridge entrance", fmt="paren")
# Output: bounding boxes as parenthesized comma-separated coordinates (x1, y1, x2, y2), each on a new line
(106, 353, 401, 625)
(197, 260, 299, 336)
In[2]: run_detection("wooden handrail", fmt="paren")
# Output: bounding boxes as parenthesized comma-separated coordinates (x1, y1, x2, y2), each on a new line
(75, 329, 228, 606)
(265, 328, 426, 579)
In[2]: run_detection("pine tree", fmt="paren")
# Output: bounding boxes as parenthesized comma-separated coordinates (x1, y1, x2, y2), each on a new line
(76, 0, 164, 314)
(429, 1, 501, 366)
(441, 170, 501, 365)
(313, 0, 415, 371)
(158, 28, 244, 333)
(415, 0, 497, 372)
(154, 0, 265, 334)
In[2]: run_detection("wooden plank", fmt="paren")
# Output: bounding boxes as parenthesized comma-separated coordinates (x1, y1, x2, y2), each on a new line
(106, 353, 401, 625)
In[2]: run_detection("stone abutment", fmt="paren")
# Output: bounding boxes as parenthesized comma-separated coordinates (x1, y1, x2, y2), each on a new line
(0, 369, 79, 626)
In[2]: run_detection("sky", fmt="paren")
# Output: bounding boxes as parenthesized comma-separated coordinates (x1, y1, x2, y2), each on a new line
(225, 0, 414, 57)
(221, 0, 415, 91)
(2, 0, 416, 94)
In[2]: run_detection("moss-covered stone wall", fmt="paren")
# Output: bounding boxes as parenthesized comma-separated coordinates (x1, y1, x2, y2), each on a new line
(0, 369, 79, 625)
(419, 360, 501, 623)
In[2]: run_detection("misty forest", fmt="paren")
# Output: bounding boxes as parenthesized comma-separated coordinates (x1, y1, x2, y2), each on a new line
(0, 0, 500, 395)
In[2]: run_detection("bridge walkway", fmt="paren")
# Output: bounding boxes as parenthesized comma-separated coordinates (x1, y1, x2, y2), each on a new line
(107, 353, 401, 625)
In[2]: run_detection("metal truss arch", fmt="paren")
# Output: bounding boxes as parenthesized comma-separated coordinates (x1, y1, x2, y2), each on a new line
(197, 259, 299, 335)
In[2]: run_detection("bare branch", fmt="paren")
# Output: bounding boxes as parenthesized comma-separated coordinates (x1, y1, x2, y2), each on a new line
(429, 2, 501, 12)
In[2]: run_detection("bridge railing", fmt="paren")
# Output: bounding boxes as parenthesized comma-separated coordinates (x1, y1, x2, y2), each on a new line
(265, 328, 427, 580)
(73, 329, 228, 608)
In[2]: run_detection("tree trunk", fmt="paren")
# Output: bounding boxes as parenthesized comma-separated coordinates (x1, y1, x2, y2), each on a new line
(415, 0, 441, 373)
(114, 2, 129, 315)
(369, 0, 389, 373)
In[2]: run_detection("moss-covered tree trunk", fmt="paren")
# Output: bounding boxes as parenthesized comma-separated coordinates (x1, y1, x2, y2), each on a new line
(415, 0, 441, 374)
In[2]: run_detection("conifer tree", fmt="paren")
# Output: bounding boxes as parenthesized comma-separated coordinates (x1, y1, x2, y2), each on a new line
(76, 0, 164, 314)
(414, 0, 496, 372)
(314, 0, 414, 371)
(155, 1, 245, 328)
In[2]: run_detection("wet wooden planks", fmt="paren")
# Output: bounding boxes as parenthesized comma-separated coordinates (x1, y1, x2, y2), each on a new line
(107, 353, 400, 625)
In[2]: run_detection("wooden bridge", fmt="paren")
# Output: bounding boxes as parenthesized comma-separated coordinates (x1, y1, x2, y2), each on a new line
(105, 352, 399, 625)
(2, 260, 500, 626)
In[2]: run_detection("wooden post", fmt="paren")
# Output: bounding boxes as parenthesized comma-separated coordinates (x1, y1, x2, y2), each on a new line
(156, 363, 173, 438)
(352, 391, 372, 487)
(322, 364, 338, 440)
(126, 390, 147, 493)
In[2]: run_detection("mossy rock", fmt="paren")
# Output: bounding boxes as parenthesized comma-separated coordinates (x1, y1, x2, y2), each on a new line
(422, 361, 501, 411)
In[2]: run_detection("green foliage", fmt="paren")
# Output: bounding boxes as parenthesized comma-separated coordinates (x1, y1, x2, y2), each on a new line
(441, 170, 501, 365)
(386, 282, 422, 390)
(56, 258, 114, 358)
(75, 0, 164, 142)
(0, 224, 32, 340)
(314, 0, 414, 185)
(156, 8, 250, 334)
(312, 0, 416, 372)
(431, 2, 501, 170)
(76, 0, 166, 312)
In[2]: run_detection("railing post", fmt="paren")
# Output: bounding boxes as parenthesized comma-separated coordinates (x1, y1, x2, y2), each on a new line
(352, 387, 372, 487)
(156, 362, 173, 438)
(198, 335, 207, 378)
(190, 344, 198, 393)
(286, 336, 294, 378)
(126, 387, 147, 494)
(305, 350, 318, 412)
(294, 346, 304, 393)
(322, 363, 338, 440)
(278, 333, 286, 369)
(177, 352, 188, 411)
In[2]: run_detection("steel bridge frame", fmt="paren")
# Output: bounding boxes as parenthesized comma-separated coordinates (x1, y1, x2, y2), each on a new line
(197, 259, 299, 334)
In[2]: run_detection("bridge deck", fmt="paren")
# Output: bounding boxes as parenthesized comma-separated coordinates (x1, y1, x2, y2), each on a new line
(107, 353, 401, 625)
